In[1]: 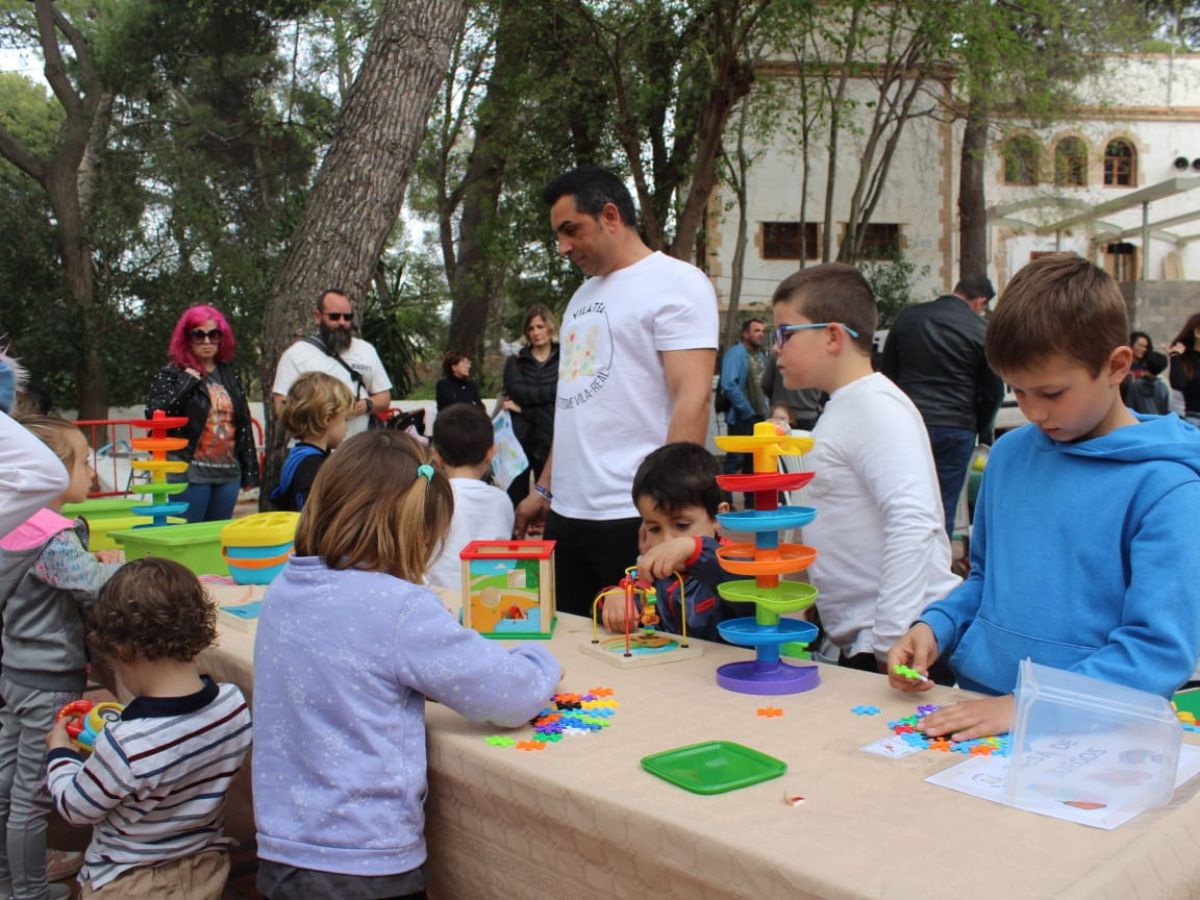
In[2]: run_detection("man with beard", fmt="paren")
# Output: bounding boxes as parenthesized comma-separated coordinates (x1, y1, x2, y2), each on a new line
(272, 289, 393, 438)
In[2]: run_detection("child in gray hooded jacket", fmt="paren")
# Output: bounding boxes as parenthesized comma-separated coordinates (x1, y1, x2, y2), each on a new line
(0, 415, 121, 900)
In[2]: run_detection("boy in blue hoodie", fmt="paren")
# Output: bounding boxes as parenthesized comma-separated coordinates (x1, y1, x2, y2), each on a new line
(888, 254, 1200, 741)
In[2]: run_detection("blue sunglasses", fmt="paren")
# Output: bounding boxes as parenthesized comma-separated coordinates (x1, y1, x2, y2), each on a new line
(775, 322, 860, 346)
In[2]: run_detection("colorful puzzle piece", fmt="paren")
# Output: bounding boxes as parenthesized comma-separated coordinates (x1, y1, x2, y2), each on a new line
(486, 687, 619, 752)
(851, 705, 880, 716)
(757, 706, 784, 718)
(884, 705, 1010, 757)
(892, 664, 929, 682)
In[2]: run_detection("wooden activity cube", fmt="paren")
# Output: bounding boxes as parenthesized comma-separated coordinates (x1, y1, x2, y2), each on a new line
(460, 540, 556, 639)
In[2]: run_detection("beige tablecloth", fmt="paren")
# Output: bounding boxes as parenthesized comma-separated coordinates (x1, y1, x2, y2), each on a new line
(202, 582, 1200, 900)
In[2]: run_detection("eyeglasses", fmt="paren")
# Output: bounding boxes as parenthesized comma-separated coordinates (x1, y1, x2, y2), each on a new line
(323, 311, 354, 323)
(188, 328, 223, 343)
(775, 322, 859, 346)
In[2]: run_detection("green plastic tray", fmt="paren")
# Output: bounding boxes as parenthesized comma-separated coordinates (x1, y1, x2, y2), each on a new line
(641, 740, 787, 795)
(61, 498, 141, 521)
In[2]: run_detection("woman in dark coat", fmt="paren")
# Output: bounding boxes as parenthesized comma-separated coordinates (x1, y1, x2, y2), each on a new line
(1169, 313, 1200, 426)
(501, 304, 560, 506)
(435, 351, 483, 412)
(146, 304, 259, 522)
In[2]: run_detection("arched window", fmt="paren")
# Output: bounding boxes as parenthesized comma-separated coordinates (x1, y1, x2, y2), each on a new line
(1104, 139, 1136, 187)
(1054, 137, 1087, 187)
(1002, 135, 1039, 186)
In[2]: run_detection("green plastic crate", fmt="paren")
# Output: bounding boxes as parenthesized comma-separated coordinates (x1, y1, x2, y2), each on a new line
(111, 520, 232, 575)
(85, 515, 186, 551)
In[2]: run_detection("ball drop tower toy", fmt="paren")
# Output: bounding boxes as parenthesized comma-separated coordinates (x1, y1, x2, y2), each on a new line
(127, 410, 191, 526)
(713, 421, 820, 695)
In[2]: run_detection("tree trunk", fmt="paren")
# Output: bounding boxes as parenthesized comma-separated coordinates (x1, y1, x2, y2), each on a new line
(0, 0, 113, 424)
(670, 56, 754, 262)
(959, 93, 989, 279)
(445, 0, 522, 361)
(46, 159, 108, 423)
(722, 103, 751, 351)
(260, 0, 471, 500)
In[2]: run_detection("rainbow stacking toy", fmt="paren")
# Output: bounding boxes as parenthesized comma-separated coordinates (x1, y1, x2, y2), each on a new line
(713, 421, 821, 695)
(128, 410, 190, 526)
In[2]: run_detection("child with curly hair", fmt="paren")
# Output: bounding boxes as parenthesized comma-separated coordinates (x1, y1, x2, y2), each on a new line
(45, 558, 252, 899)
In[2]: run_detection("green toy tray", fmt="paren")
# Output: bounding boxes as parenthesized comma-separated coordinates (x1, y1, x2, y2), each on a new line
(641, 740, 787, 795)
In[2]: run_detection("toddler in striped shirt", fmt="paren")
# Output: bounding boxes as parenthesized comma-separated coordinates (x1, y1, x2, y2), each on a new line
(46, 558, 252, 899)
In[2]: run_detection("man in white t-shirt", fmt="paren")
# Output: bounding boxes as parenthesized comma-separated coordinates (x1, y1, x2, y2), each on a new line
(426, 404, 515, 590)
(514, 167, 718, 614)
(272, 289, 393, 438)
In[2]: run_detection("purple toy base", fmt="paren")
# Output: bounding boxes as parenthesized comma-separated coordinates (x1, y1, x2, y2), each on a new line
(716, 660, 821, 695)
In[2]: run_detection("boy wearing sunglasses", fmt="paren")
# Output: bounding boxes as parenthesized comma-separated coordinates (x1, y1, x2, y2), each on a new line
(272, 289, 393, 438)
(772, 263, 958, 677)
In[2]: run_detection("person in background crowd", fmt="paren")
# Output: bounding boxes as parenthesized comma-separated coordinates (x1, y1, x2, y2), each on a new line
(501, 305, 560, 507)
(880, 275, 1004, 537)
(272, 289, 393, 439)
(436, 351, 483, 412)
(146, 306, 259, 523)
(1129, 331, 1152, 376)
(1169, 314, 1200, 427)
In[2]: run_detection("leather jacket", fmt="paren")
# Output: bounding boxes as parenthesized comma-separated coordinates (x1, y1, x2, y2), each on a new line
(880, 295, 1004, 438)
(145, 363, 261, 488)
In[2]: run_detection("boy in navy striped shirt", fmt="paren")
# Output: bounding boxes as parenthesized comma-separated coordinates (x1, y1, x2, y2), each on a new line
(45, 558, 252, 899)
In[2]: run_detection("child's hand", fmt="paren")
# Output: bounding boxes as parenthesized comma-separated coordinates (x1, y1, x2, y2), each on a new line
(47, 717, 73, 751)
(636, 537, 696, 582)
(94, 549, 122, 564)
(920, 695, 1014, 742)
(886, 623, 938, 692)
(601, 595, 632, 633)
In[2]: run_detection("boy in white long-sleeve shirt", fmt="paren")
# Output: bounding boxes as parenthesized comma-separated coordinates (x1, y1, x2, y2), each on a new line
(771, 263, 960, 675)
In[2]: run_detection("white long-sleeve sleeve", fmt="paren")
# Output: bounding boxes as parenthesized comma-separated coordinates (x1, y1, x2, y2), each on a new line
(0, 412, 67, 538)
(802, 373, 961, 659)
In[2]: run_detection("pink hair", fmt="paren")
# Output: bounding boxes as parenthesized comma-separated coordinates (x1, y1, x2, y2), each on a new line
(167, 305, 236, 370)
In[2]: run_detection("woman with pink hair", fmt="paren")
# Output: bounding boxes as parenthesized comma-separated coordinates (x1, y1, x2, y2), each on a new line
(145, 306, 259, 522)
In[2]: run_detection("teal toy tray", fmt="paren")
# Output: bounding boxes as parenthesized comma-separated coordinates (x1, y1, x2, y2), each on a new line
(717, 506, 816, 533)
(641, 740, 787, 795)
(717, 617, 819, 647)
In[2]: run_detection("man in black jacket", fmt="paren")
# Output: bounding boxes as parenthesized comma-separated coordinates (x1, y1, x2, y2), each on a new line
(880, 274, 1004, 536)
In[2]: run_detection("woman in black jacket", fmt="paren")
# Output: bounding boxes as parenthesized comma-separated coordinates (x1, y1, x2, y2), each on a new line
(146, 305, 260, 522)
(1170, 313, 1200, 426)
(501, 304, 560, 506)
(435, 351, 484, 411)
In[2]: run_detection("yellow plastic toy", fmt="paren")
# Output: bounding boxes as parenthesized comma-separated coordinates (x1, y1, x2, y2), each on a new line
(220, 511, 300, 585)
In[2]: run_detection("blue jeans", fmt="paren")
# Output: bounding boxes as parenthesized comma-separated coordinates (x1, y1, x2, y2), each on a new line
(176, 478, 241, 523)
(926, 426, 976, 537)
